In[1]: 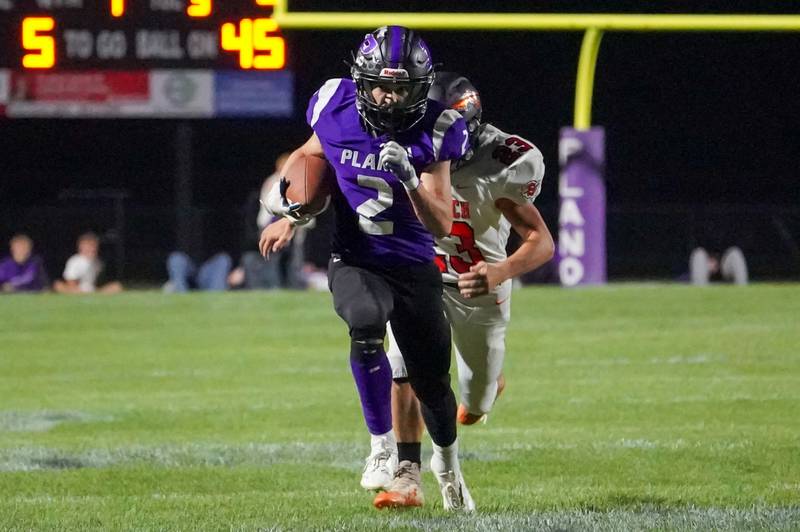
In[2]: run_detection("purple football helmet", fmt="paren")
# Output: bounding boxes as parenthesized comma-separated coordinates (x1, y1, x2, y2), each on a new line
(351, 26, 434, 135)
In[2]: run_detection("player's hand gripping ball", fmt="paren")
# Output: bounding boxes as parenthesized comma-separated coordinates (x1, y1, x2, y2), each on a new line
(280, 154, 332, 222)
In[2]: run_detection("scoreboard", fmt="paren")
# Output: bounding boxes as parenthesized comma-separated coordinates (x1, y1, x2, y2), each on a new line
(0, 0, 287, 70)
(0, 0, 293, 118)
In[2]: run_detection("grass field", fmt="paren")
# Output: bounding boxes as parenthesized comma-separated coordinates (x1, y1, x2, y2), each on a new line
(1, 284, 799, 530)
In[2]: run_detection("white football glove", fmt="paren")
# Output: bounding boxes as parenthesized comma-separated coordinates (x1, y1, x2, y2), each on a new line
(378, 141, 420, 191)
(260, 177, 313, 227)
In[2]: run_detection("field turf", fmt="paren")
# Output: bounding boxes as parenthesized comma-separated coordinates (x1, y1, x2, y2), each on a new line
(1, 284, 798, 530)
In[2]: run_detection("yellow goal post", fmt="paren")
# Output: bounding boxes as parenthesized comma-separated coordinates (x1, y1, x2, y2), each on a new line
(270, 3, 800, 286)
(270, 2, 800, 130)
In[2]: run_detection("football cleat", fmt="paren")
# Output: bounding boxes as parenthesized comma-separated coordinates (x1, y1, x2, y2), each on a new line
(456, 405, 486, 426)
(457, 373, 506, 425)
(372, 460, 424, 509)
(431, 467, 475, 512)
(360, 441, 398, 491)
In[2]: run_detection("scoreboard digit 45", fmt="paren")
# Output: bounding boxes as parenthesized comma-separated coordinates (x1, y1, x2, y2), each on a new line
(0, 0, 287, 70)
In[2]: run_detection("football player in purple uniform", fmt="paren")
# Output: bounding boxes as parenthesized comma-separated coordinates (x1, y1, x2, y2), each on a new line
(363, 72, 553, 506)
(260, 26, 474, 511)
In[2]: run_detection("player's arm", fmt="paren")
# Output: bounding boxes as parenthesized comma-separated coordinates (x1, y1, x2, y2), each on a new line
(459, 140, 551, 297)
(280, 132, 326, 174)
(409, 160, 453, 238)
(458, 202, 554, 298)
(258, 132, 326, 255)
(379, 143, 453, 238)
(493, 200, 554, 282)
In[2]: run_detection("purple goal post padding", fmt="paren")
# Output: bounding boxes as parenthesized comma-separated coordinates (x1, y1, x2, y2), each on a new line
(558, 127, 606, 286)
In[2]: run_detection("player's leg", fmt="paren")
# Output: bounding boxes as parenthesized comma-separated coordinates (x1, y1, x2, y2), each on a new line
(389, 263, 474, 511)
(372, 324, 425, 507)
(445, 282, 511, 425)
(328, 257, 397, 489)
(387, 323, 426, 460)
(392, 381, 424, 454)
(453, 326, 508, 424)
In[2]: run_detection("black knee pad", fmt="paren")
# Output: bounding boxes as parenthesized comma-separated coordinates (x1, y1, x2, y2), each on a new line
(350, 337, 384, 363)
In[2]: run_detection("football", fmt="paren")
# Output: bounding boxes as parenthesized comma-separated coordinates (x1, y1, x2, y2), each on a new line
(281, 154, 331, 216)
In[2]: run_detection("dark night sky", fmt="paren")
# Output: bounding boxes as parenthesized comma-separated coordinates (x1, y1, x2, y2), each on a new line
(1, 1, 799, 278)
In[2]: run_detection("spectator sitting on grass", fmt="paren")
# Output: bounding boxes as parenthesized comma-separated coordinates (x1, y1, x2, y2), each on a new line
(0, 233, 49, 293)
(53, 232, 123, 294)
(164, 251, 235, 292)
(688, 246, 749, 286)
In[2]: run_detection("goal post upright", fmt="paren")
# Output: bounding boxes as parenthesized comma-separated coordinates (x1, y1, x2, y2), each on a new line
(561, 28, 606, 286)
(273, 1, 800, 285)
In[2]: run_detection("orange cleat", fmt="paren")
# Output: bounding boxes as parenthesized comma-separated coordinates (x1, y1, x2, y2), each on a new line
(373, 489, 424, 509)
(373, 460, 424, 509)
(457, 374, 506, 425)
(457, 404, 485, 425)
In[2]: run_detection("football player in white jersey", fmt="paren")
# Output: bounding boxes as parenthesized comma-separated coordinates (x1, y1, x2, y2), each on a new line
(360, 72, 555, 506)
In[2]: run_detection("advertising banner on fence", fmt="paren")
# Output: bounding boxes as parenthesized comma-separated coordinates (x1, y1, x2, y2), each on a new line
(1, 70, 293, 118)
(214, 70, 293, 117)
(558, 127, 606, 286)
(3, 71, 150, 117)
(149, 70, 213, 117)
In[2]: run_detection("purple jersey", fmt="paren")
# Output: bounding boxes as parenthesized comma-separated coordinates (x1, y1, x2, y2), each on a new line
(0, 255, 47, 292)
(307, 78, 468, 267)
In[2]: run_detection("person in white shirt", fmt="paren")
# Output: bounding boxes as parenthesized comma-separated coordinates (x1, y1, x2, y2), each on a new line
(53, 232, 123, 294)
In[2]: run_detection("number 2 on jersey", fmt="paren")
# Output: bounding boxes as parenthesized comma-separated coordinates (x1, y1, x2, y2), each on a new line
(356, 174, 394, 235)
(435, 221, 486, 274)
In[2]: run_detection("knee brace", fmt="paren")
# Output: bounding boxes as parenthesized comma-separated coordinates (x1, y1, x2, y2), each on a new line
(350, 337, 384, 363)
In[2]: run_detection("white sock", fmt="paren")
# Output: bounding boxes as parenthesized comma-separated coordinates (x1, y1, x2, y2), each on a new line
(371, 430, 397, 453)
(431, 438, 460, 475)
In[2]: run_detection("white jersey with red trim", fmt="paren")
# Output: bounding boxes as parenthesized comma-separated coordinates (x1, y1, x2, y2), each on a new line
(435, 123, 545, 284)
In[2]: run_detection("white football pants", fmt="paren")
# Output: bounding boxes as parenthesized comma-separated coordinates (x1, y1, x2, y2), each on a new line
(387, 279, 512, 416)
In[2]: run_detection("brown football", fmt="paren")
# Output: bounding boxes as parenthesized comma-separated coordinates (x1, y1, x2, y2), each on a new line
(281, 154, 331, 215)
